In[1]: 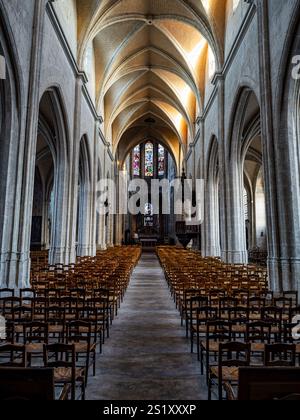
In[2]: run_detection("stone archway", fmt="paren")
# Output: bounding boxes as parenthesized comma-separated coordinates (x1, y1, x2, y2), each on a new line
(224, 88, 263, 264)
(76, 135, 93, 256)
(205, 136, 221, 257)
(33, 88, 70, 265)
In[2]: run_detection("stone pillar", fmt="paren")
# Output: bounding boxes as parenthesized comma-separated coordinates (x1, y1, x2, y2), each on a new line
(89, 123, 98, 257)
(1, 0, 47, 289)
(64, 77, 83, 264)
(205, 169, 221, 257)
(97, 214, 107, 250)
(76, 182, 93, 257)
(255, 0, 284, 292)
(216, 74, 248, 264)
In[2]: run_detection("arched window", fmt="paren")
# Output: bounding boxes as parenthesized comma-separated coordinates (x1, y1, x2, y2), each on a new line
(158, 145, 165, 177)
(145, 142, 154, 177)
(132, 145, 140, 177)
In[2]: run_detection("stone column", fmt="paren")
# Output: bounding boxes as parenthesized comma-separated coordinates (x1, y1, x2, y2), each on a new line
(255, 0, 285, 292)
(2, 0, 47, 289)
(89, 122, 99, 257)
(205, 170, 221, 257)
(216, 74, 248, 264)
(76, 182, 92, 257)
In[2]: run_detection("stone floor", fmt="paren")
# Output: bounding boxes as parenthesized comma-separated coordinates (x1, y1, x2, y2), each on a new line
(86, 252, 208, 400)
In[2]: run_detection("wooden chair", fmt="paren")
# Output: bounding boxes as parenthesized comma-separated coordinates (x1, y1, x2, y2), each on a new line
(264, 343, 296, 367)
(43, 343, 84, 400)
(23, 321, 49, 366)
(0, 344, 27, 367)
(187, 296, 209, 339)
(283, 291, 298, 306)
(67, 320, 96, 383)
(191, 306, 218, 360)
(19, 288, 36, 307)
(2, 297, 22, 321)
(208, 342, 251, 400)
(246, 321, 272, 363)
(200, 320, 232, 380)
(261, 306, 283, 341)
(0, 288, 15, 300)
(229, 306, 250, 339)
(46, 305, 66, 342)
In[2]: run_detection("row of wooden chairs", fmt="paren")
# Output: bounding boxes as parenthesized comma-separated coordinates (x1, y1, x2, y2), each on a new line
(158, 247, 300, 400)
(207, 341, 299, 400)
(157, 247, 269, 303)
(0, 246, 142, 400)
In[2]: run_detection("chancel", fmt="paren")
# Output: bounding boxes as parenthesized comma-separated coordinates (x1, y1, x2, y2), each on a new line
(0, 0, 300, 402)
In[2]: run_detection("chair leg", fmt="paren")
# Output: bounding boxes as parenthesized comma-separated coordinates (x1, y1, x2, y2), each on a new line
(81, 382, 86, 401)
(206, 354, 210, 385)
(93, 351, 96, 376)
(185, 317, 189, 338)
(218, 380, 223, 401)
(85, 354, 90, 384)
(200, 347, 204, 375)
(208, 376, 212, 401)
(71, 383, 76, 401)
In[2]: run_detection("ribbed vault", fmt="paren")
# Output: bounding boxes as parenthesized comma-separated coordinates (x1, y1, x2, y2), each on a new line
(75, 0, 228, 165)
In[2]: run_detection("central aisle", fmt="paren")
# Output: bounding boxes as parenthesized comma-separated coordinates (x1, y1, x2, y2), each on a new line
(87, 253, 206, 400)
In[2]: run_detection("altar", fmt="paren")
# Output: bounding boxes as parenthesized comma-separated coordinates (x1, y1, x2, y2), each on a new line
(138, 226, 159, 248)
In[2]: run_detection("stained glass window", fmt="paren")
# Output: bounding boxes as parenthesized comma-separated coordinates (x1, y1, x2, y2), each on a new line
(132, 145, 140, 177)
(145, 142, 154, 177)
(158, 145, 165, 177)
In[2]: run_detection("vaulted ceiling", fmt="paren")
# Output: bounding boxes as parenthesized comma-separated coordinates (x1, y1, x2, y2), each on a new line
(74, 0, 228, 165)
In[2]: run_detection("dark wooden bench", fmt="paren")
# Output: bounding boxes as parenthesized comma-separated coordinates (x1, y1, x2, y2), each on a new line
(0, 368, 69, 400)
(238, 367, 300, 400)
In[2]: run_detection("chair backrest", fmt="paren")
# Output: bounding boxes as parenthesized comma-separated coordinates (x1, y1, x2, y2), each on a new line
(2, 297, 22, 320)
(261, 306, 283, 325)
(23, 322, 49, 344)
(0, 344, 27, 367)
(283, 291, 298, 306)
(0, 289, 15, 298)
(274, 297, 293, 309)
(264, 343, 296, 367)
(206, 320, 232, 344)
(19, 288, 36, 300)
(67, 320, 92, 346)
(189, 296, 209, 317)
(219, 342, 251, 368)
(196, 306, 218, 323)
(44, 343, 75, 369)
(238, 367, 300, 400)
(246, 321, 272, 343)
(0, 368, 55, 400)
(228, 306, 250, 323)
(219, 297, 238, 310)
(248, 297, 266, 309)
(46, 306, 66, 324)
